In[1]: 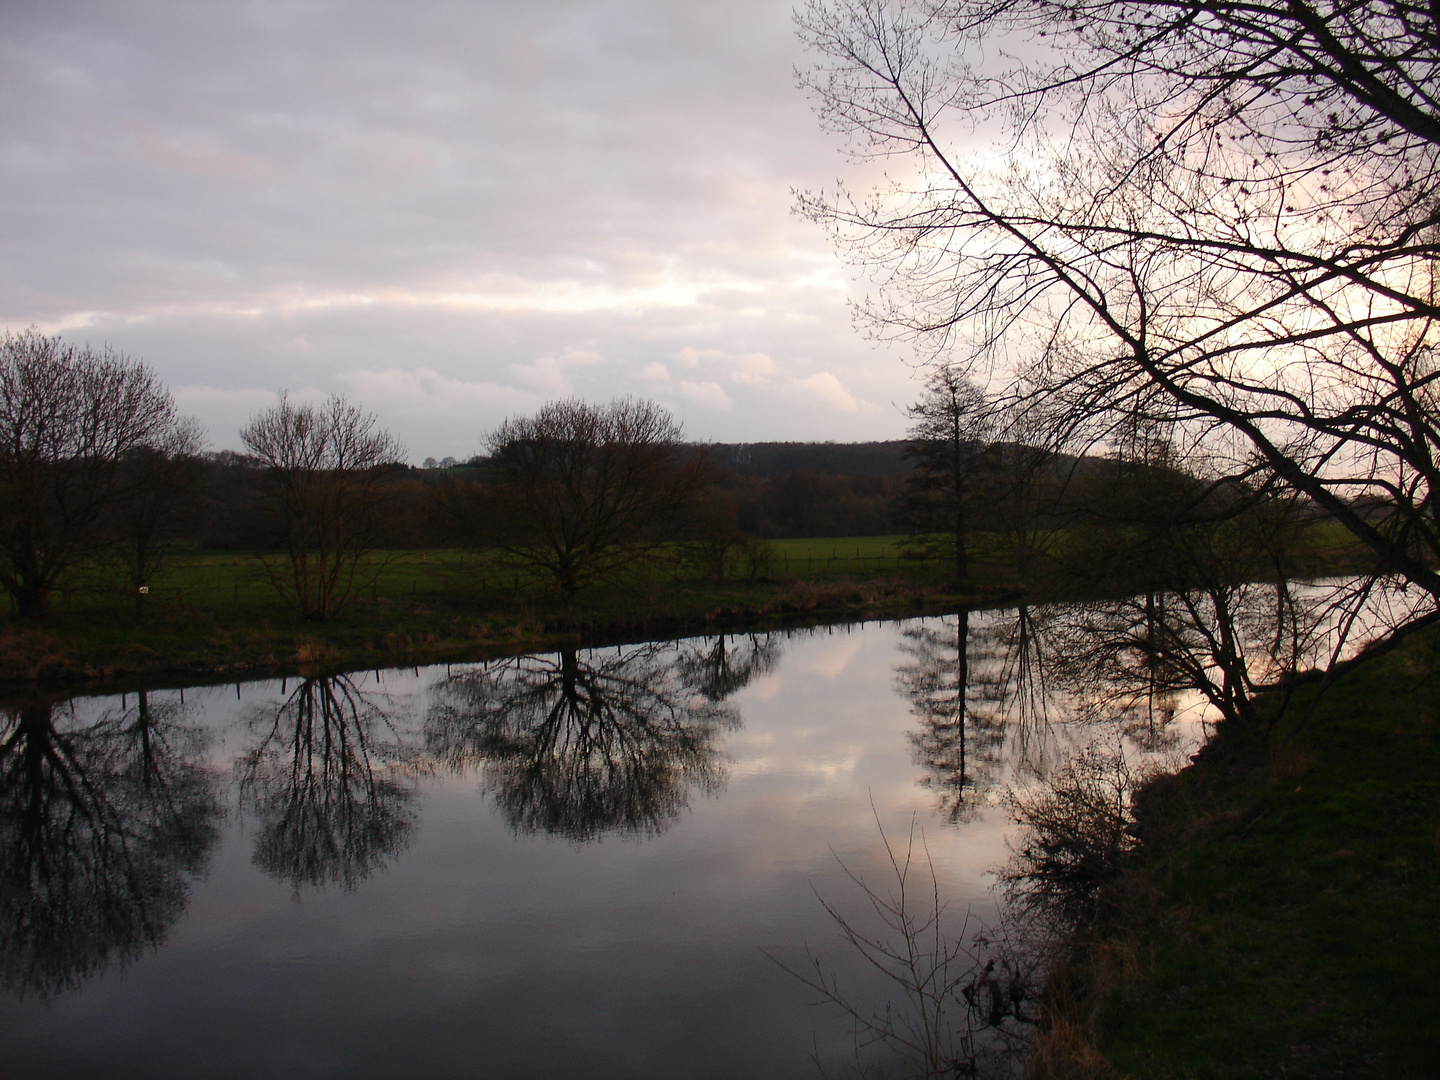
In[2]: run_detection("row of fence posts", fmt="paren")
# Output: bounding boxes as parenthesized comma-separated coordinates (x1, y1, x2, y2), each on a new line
(781, 546, 908, 573)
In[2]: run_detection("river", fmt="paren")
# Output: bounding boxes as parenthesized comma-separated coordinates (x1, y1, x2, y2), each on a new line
(4, 580, 1409, 1078)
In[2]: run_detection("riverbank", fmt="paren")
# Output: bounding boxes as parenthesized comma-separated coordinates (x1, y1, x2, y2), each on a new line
(1030, 627, 1440, 1078)
(0, 569, 990, 691)
(0, 525, 1373, 692)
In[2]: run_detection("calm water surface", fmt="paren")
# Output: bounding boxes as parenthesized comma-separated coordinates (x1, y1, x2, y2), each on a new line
(0, 614, 1193, 1079)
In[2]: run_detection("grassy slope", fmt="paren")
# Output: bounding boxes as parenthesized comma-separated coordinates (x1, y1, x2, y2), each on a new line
(1069, 632, 1440, 1078)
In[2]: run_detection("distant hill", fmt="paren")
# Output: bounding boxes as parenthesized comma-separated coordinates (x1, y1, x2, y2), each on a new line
(709, 441, 913, 478)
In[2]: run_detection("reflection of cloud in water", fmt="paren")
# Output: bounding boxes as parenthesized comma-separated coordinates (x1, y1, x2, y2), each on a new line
(0, 621, 1024, 1076)
(799, 756, 863, 784)
(743, 674, 784, 700)
(801, 634, 865, 679)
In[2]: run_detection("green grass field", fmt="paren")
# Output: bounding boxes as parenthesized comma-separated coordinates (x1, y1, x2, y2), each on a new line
(0, 537, 969, 683)
(0, 520, 1375, 684)
(15, 537, 954, 618)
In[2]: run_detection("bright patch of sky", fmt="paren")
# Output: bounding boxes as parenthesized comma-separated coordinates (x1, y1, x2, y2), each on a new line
(0, 0, 947, 459)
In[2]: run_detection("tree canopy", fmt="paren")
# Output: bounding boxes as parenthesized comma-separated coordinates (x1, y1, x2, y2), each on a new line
(241, 393, 405, 621)
(0, 330, 190, 618)
(479, 397, 713, 599)
(797, 0, 1440, 607)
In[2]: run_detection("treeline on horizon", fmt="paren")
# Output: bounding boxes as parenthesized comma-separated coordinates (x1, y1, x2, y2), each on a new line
(187, 438, 1130, 550)
(0, 328, 1361, 627)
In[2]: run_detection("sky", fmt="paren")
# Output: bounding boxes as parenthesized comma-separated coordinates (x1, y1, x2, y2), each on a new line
(1, 0, 934, 460)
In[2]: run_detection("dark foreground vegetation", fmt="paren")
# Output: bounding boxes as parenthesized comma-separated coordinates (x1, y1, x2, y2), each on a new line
(1025, 627, 1440, 1079)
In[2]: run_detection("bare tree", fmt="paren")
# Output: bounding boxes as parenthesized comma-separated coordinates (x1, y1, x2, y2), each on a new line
(767, 814, 1029, 1078)
(240, 393, 405, 621)
(479, 397, 714, 600)
(0, 330, 189, 618)
(796, 0, 1440, 617)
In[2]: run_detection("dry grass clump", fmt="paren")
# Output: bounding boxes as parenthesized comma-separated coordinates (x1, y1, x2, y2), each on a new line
(1022, 1015, 1115, 1080)
(0, 628, 72, 681)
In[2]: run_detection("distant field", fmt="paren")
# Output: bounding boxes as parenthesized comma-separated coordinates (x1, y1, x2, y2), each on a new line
(0, 537, 969, 682)
(4, 518, 1368, 621)
(13, 538, 953, 619)
(0, 522, 1379, 683)
(767, 536, 929, 576)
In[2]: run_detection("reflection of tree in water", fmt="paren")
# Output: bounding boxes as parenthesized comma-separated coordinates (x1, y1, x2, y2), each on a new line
(1036, 581, 1332, 745)
(1038, 594, 1193, 750)
(898, 610, 1008, 823)
(0, 691, 221, 998)
(900, 607, 1069, 823)
(673, 632, 780, 702)
(238, 676, 420, 892)
(910, 585, 1318, 808)
(971, 605, 1065, 776)
(427, 640, 753, 841)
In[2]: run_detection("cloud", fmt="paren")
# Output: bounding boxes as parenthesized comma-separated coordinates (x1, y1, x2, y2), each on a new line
(792, 371, 861, 412)
(172, 385, 282, 418)
(170, 385, 313, 448)
(0, 0, 933, 453)
(673, 380, 731, 410)
(640, 357, 733, 413)
(671, 346, 776, 386)
(336, 366, 538, 418)
(508, 348, 603, 397)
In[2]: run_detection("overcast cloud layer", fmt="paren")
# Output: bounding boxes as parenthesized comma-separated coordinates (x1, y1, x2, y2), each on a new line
(1, 0, 932, 458)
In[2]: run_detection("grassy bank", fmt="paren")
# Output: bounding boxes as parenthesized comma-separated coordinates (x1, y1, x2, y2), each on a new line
(0, 521, 1374, 690)
(0, 538, 990, 688)
(1036, 630, 1440, 1078)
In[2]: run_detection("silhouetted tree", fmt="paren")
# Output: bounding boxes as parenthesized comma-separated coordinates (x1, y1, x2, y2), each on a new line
(478, 398, 714, 600)
(898, 368, 994, 583)
(797, 0, 1440, 610)
(0, 330, 193, 618)
(240, 394, 406, 621)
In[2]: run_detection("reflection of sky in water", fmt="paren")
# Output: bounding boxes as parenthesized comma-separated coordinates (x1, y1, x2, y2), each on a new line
(1, 621, 1021, 1079)
(0, 603, 1250, 1079)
